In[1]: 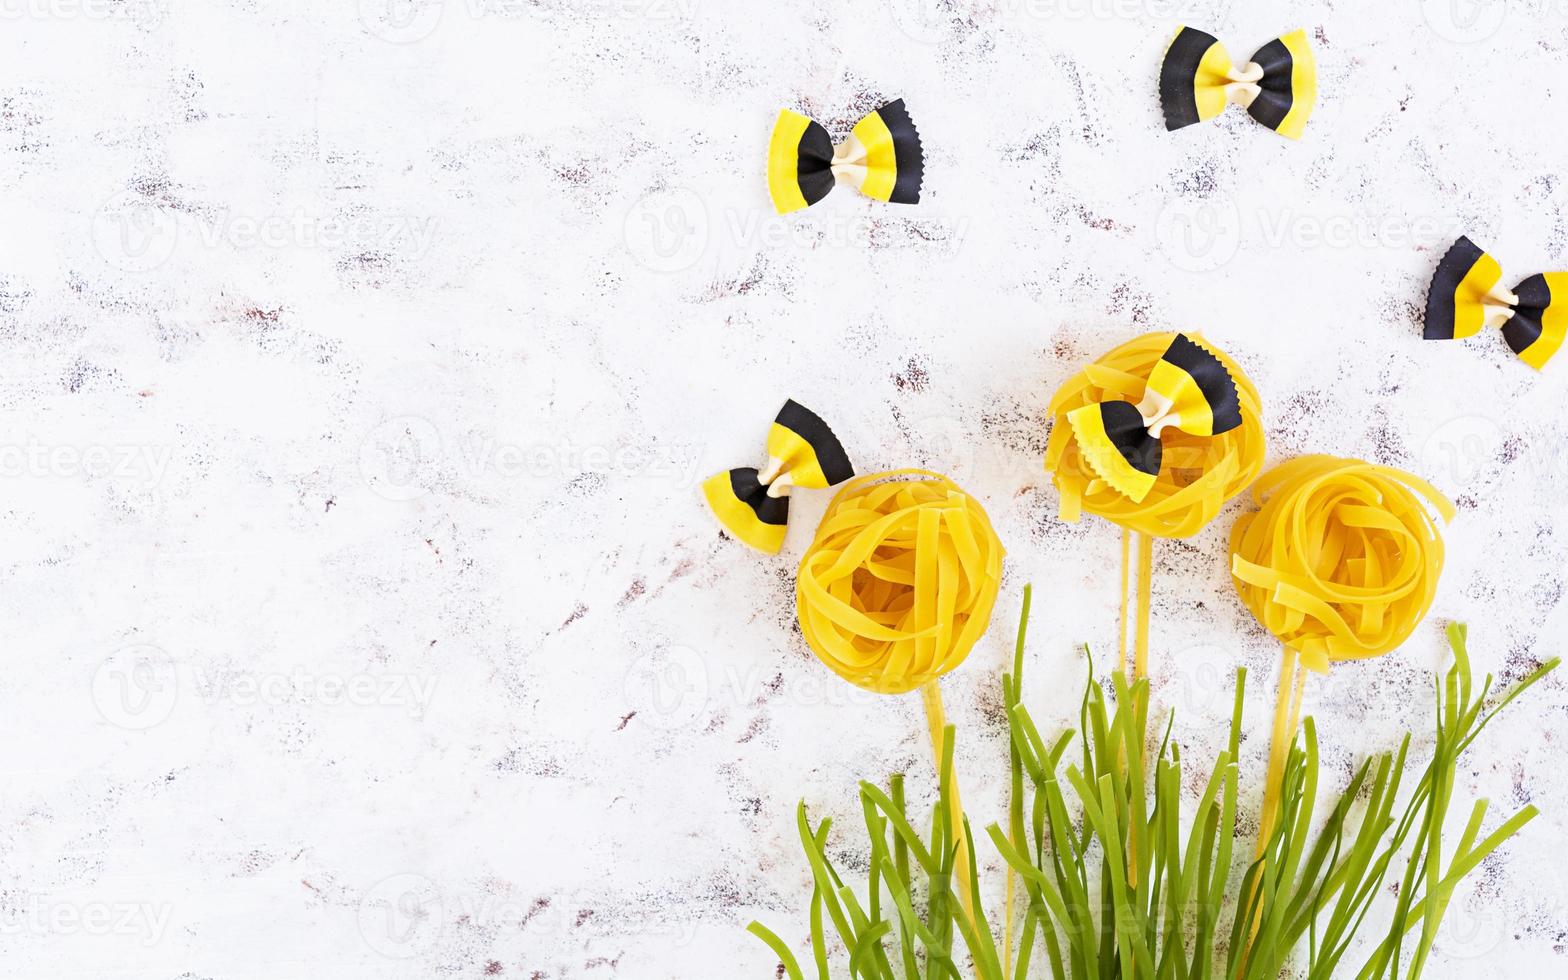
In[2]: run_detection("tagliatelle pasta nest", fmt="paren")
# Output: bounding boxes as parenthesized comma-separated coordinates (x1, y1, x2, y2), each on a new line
(1229, 455, 1453, 672)
(796, 469, 1004, 695)
(1046, 331, 1266, 538)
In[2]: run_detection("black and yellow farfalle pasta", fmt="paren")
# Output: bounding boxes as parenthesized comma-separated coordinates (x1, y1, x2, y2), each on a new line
(1047, 331, 1262, 682)
(705, 408, 1002, 928)
(1064, 333, 1243, 504)
(1160, 27, 1317, 140)
(767, 99, 923, 214)
(1424, 236, 1567, 370)
(702, 400, 853, 553)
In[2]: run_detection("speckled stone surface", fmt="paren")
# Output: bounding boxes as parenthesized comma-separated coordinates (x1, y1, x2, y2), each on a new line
(2, 2, 1566, 978)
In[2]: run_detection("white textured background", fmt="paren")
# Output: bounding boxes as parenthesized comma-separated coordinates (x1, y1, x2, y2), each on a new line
(2, 1, 1566, 977)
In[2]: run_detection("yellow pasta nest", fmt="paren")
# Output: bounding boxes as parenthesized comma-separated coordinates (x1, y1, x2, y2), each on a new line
(796, 469, 1005, 695)
(1229, 456, 1453, 672)
(1045, 331, 1265, 538)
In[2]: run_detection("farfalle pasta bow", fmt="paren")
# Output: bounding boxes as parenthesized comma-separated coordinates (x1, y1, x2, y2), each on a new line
(1064, 333, 1243, 504)
(767, 99, 924, 214)
(702, 400, 853, 553)
(705, 406, 1003, 928)
(1047, 331, 1263, 683)
(1424, 236, 1567, 369)
(1160, 27, 1317, 140)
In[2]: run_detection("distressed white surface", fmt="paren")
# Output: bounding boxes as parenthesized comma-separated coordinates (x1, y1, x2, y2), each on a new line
(2, 1, 1566, 977)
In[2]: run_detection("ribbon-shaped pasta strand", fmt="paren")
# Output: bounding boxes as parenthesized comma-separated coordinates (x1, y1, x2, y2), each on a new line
(1230, 456, 1453, 675)
(1229, 456, 1451, 851)
(1425, 236, 1568, 369)
(1047, 331, 1264, 680)
(767, 100, 924, 214)
(797, 468, 1005, 927)
(1047, 332, 1264, 897)
(797, 469, 1004, 695)
(1160, 27, 1317, 140)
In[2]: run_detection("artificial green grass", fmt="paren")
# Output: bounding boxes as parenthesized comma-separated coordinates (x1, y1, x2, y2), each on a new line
(750, 586, 1556, 979)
